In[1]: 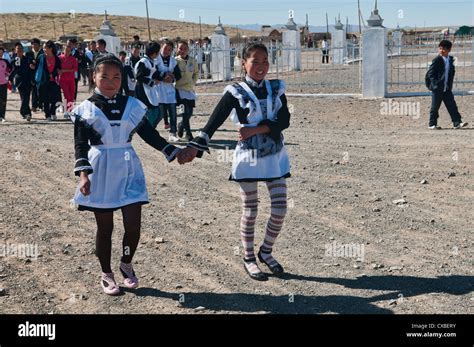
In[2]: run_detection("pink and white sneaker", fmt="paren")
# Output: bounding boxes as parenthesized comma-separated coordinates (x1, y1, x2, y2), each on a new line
(101, 272, 120, 295)
(119, 262, 139, 289)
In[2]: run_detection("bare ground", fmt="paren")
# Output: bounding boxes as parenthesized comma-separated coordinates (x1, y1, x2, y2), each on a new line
(0, 84, 473, 314)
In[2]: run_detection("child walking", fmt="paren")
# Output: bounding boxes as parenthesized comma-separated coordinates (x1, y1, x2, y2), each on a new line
(0, 47, 11, 122)
(9, 42, 33, 121)
(156, 40, 181, 141)
(71, 54, 181, 295)
(179, 43, 291, 281)
(59, 41, 79, 112)
(134, 42, 162, 129)
(36, 41, 62, 121)
(425, 40, 468, 129)
(175, 40, 199, 141)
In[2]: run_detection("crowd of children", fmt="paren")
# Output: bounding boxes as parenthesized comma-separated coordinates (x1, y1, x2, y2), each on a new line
(2, 35, 470, 296)
(0, 36, 201, 142)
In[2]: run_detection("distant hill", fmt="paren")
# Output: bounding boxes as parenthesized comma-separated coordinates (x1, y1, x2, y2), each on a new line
(0, 13, 259, 42)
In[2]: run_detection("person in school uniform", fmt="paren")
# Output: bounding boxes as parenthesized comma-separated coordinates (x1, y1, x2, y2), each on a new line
(425, 40, 468, 129)
(8, 42, 34, 121)
(178, 43, 291, 281)
(35, 40, 62, 121)
(70, 53, 182, 295)
(27, 38, 44, 112)
(86, 41, 99, 92)
(134, 41, 162, 129)
(156, 40, 181, 141)
(119, 51, 136, 97)
(129, 45, 141, 69)
(175, 40, 198, 141)
(0, 47, 12, 122)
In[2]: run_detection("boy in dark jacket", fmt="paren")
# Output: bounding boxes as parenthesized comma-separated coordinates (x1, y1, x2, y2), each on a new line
(9, 42, 33, 121)
(425, 40, 468, 129)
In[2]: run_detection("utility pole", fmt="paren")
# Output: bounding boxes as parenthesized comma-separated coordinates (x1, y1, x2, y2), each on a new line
(4, 22, 8, 41)
(358, 0, 362, 34)
(199, 16, 202, 39)
(145, 0, 152, 41)
(326, 12, 329, 37)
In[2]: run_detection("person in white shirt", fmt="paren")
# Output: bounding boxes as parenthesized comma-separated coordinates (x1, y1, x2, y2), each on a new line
(321, 37, 329, 64)
(425, 40, 468, 129)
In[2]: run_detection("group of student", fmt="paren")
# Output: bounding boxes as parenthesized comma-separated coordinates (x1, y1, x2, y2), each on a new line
(0, 38, 101, 122)
(122, 39, 199, 142)
(0, 37, 200, 142)
(72, 41, 291, 294)
(2, 36, 469, 296)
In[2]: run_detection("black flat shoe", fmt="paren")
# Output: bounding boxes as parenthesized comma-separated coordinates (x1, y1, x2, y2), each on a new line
(243, 258, 268, 281)
(258, 249, 284, 275)
(177, 123, 184, 138)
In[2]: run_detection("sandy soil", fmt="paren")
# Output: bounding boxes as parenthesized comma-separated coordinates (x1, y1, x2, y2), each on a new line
(0, 82, 472, 314)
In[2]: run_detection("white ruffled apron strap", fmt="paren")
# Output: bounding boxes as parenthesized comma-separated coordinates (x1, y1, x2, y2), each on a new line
(265, 80, 273, 120)
(239, 82, 262, 126)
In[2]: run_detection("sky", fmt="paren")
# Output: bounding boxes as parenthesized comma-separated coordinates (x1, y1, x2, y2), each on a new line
(1, 0, 473, 28)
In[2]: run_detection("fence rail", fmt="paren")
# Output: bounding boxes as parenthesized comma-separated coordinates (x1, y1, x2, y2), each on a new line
(387, 33, 474, 94)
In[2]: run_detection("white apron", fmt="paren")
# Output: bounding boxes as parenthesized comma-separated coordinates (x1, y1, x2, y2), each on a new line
(135, 56, 159, 106)
(156, 55, 177, 104)
(226, 80, 290, 181)
(72, 98, 149, 209)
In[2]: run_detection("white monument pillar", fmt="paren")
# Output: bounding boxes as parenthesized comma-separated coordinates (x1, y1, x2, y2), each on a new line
(362, 1, 387, 98)
(282, 16, 301, 71)
(332, 15, 346, 65)
(210, 18, 231, 81)
(392, 25, 403, 55)
(94, 11, 122, 56)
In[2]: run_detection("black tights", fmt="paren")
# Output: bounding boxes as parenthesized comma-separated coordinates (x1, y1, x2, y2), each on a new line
(94, 204, 142, 273)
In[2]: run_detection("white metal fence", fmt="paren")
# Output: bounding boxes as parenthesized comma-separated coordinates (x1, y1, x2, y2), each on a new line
(387, 34, 474, 94)
(122, 41, 363, 95)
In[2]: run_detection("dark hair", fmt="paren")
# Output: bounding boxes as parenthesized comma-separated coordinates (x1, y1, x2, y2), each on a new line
(31, 38, 41, 45)
(146, 41, 161, 56)
(439, 40, 452, 50)
(119, 51, 127, 56)
(93, 53, 123, 74)
(14, 42, 23, 48)
(132, 44, 141, 50)
(90, 40, 96, 45)
(133, 35, 140, 40)
(45, 40, 57, 55)
(97, 39, 107, 47)
(162, 39, 174, 49)
(242, 42, 268, 60)
(0, 47, 4, 52)
(177, 40, 188, 47)
(68, 38, 77, 44)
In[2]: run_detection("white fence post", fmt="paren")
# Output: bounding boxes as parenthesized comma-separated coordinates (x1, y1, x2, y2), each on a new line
(362, 4, 387, 98)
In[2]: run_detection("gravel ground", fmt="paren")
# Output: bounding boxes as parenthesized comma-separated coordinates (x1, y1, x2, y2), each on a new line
(0, 83, 472, 314)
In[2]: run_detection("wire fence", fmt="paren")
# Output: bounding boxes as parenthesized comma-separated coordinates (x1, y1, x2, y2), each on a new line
(387, 33, 474, 94)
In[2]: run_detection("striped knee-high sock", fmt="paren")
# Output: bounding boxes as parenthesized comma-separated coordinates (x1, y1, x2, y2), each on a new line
(238, 181, 258, 261)
(260, 178, 287, 264)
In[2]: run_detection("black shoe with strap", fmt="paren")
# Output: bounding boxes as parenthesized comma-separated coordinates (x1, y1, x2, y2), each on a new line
(177, 122, 184, 138)
(258, 247, 284, 275)
(243, 257, 268, 281)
